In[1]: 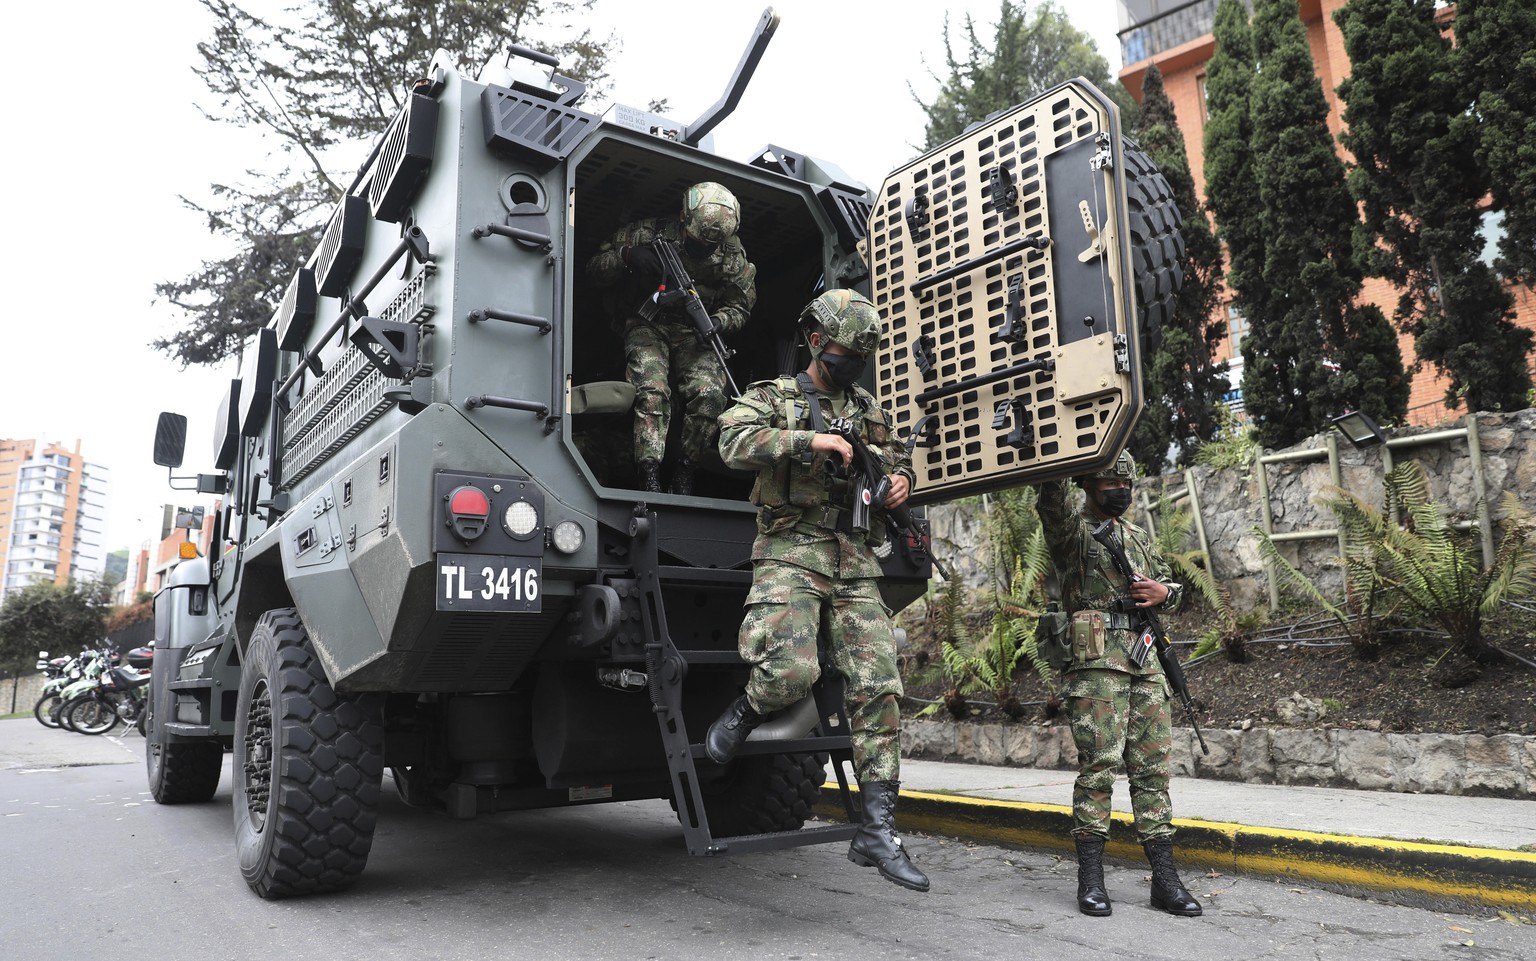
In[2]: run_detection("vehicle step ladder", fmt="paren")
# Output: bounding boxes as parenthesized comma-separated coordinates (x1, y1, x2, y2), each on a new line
(628, 509, 862, 856)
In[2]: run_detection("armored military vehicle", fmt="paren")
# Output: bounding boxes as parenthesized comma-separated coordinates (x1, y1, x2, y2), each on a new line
(149, 8, 1181, 898)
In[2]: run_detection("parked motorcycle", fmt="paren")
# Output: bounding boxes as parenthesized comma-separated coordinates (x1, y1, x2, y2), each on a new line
(33, 647, 114, 729)
(62, 664, 151, 736)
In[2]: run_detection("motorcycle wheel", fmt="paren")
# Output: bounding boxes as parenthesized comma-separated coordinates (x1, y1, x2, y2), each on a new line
(233, 608, 383, 899)
(33, 693, 63, 729)
(66, 695, 123, 736)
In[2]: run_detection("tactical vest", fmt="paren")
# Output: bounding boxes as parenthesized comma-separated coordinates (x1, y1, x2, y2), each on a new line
(748, 375, 892, 547)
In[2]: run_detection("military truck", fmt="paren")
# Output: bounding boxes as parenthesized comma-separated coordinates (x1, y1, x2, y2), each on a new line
(149, 8, 1182, 898)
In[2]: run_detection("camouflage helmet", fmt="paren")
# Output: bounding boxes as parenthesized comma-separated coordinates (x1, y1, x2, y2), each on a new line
(680, 182, 740, 245)
(1076, 450, 1137, 486)
(798, 289, 883, 357)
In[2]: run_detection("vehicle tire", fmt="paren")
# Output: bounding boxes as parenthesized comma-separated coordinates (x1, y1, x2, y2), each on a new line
(695, 752, 826, 836)
(65, 695, 123, 736)
(33, 693, 63, 729)
(145, 670, 222, 804)
(1122, 137, 1185, 346)
(233, 608, 384, 899)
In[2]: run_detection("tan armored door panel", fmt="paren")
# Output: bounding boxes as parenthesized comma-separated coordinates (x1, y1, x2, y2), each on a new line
(866, 79, 1147, 503)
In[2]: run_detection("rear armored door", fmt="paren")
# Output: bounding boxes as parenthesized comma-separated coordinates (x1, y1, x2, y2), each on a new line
(865, 79, 1182, 502)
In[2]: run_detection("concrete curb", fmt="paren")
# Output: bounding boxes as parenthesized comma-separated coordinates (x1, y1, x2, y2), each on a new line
(816, 786, 1536, 913)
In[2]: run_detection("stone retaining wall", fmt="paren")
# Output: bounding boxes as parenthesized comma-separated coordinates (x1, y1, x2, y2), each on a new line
(2, 672, 45, 716)
(903, 718, 1536, 799)
(927, 408, 1536, 613)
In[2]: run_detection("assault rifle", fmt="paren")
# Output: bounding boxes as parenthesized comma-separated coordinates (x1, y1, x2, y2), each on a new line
(828, 416, 952, 580)
(1090, 519, 1209, 755)
(637, 238, 740, 397)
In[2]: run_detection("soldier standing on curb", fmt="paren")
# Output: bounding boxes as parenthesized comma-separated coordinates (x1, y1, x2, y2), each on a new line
(1035, 451, 1203, 917)
(703, 289, 930, 893)
(585, 182, 757, 494)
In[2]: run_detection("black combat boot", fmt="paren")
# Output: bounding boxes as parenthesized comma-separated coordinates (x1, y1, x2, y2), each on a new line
(1074, 834, 1112, 916)
(669, 457, 696, 495)
(847, 781, 930, 892)
(1143, 838, 1202, 916)
(638, 459, 662, 493)
(704, 694, 762, 764)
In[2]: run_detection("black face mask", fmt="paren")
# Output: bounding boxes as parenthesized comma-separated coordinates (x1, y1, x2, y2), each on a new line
(682, 235, 719, 260)
(1095, 487, 1132, 518)
(819, 351, 866, 390)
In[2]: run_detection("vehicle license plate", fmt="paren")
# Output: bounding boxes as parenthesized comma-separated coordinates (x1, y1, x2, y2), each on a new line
(436, 553, 542, 612)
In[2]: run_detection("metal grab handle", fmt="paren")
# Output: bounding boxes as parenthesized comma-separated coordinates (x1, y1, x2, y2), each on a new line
(909, 234, 1051, 296)
(471, 222, 552, 250)
(914, 357, 1055, 407)
(464, 395, 549, 417)
(467, 308, 552, 333)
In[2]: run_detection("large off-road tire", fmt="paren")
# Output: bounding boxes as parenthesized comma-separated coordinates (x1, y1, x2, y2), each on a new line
(145, 666, 223, 804)
(1122, 138, 1186, 345)
(63, 694, 122, 735)
(33, 693, 62, 729)
(696, 752, 827, 836)
(233, 608, 384, 899)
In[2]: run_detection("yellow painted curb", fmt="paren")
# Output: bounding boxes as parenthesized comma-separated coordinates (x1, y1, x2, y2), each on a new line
(817, 784, 1536, 912)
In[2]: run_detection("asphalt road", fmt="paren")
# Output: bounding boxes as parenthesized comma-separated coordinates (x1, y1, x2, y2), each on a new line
(2, 719, 1531, 961)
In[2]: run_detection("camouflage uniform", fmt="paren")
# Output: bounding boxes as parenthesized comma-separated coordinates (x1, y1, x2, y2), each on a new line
(586, 189, 757, 469)
(1036, 477, 1185, 842)
(717, 377, 913, 782)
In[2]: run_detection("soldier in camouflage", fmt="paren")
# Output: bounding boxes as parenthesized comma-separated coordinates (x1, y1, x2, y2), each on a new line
(704, 289, 929, 893)
(585, 182, 757, 493)
(1036, 450, 1202, 918)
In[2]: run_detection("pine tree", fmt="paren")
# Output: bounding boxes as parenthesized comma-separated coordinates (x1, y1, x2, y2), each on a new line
(1127, 63, 1230, 473)
(1455, 0, 1536, 286)
(1336, 0, 1529, 415)
(918, 1, 1132, 149)
(155, 0, 614, 367)
(1243, 0, 1406, 447)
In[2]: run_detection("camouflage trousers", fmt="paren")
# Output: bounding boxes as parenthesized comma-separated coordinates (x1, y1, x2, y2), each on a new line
(624, 317, 729, 465)
(1065, 667, 1175, 842)
(738, 560, 903, 783)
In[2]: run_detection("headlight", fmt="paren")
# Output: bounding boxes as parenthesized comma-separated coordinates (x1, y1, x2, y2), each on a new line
(551, 520, 584, 554)
(502, 499, 540, 538)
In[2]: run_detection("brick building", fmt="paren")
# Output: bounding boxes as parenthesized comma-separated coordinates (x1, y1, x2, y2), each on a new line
(1115, 0, 1535, 425)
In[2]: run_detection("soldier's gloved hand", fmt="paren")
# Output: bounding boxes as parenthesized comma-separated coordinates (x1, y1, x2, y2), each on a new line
(621, 243, 664, 281)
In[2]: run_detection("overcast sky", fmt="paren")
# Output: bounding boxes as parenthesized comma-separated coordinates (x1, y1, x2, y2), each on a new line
(2, 0, 1122, 557)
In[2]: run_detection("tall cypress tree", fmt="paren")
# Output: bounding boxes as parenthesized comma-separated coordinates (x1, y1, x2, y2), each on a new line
(1243, 0, 1405, 447)
(1336, 0, 1528, 414)
(1455, 0, 1536, 286)
(1127, 63, 1230, 472)
(1203, 0, 1271, 424)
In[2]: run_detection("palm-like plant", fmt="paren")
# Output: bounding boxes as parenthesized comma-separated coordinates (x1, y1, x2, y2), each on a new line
(1260, 461, 1536, 660)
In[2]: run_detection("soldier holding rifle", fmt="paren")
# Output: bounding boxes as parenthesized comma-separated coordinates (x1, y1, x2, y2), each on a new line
(1035, 451, 1203, 918)
(586, 182, 757, 493)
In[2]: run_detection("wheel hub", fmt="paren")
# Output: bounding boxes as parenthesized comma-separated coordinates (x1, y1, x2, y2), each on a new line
(242, 679, 273, 829)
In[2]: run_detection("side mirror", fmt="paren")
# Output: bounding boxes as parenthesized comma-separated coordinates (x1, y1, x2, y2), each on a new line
(154, 413, 188, 468)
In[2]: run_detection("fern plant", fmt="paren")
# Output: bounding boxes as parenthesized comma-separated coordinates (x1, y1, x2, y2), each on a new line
(1255, 513, 1394, 661)
(939, 532, 1056, 717)
(1363, 462, 1536, 660)
(1260, 460, 1536, 660)
(1150, 491, 1231, 618)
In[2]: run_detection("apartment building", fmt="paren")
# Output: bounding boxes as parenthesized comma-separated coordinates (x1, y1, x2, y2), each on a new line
(1114, 0, 1535, 424)
(0, 438, 110, 604)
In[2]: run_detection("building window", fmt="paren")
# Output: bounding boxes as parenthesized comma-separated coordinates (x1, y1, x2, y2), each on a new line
(1227, 304, 1248, 355)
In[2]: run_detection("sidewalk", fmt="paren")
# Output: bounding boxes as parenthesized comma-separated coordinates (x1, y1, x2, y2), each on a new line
(830, 758, 1536, 913)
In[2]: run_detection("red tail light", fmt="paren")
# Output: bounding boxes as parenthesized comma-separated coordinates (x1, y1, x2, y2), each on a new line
(446, 485, 491, 540)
